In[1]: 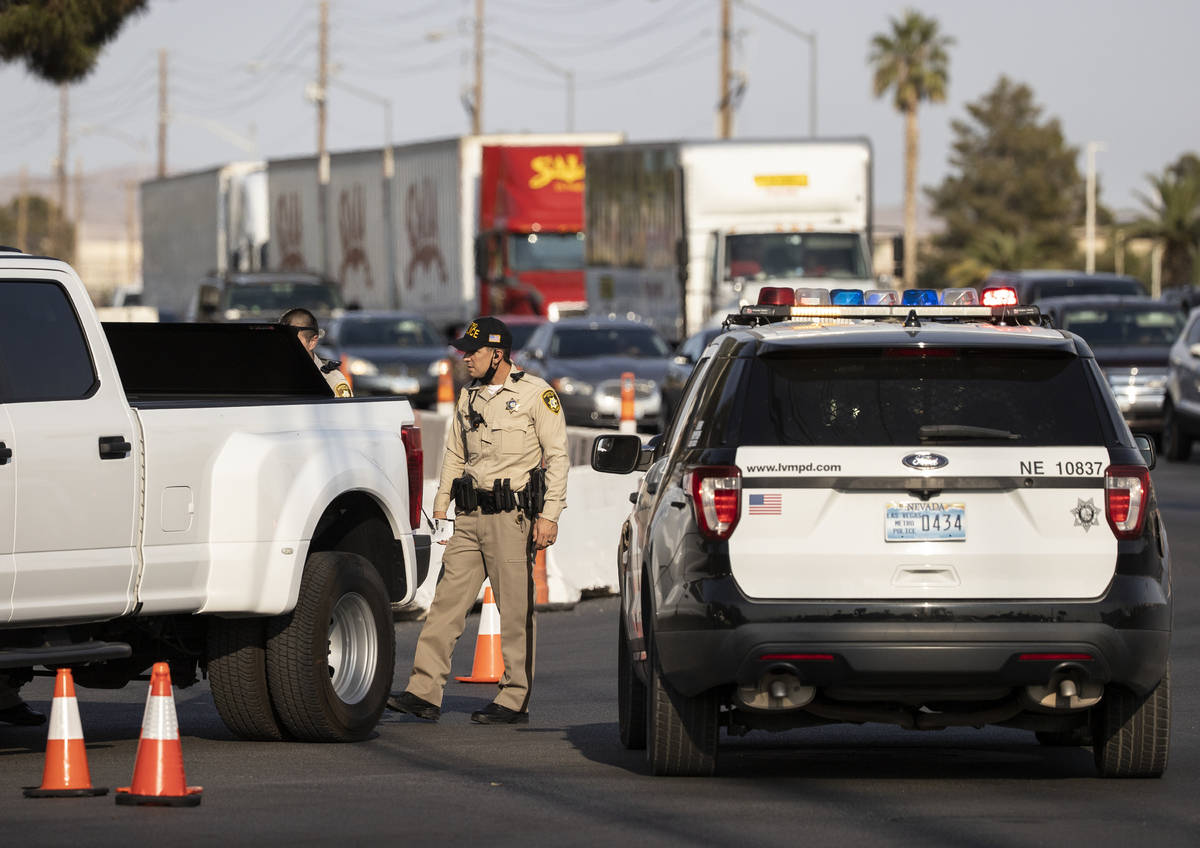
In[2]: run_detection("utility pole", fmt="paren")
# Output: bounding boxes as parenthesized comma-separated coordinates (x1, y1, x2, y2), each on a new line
(16, 167, 29, 251)
(126, 180, 138, 285)
(157, 49, 168, 177)
(73, 157, 84, 243)
(316, 0, 331, 275)
(718, 0, 732, 139)
(1085, 141, 1105, 274)
(472, 0, 484, 134)
(57, 83, 70, 259)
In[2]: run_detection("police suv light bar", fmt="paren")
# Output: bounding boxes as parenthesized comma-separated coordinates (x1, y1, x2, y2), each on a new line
(729, 286, 1042, 325)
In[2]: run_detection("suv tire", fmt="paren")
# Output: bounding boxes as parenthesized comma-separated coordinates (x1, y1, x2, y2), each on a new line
(645, 631, 719, 776)
(1092, 665, 1170, 778)
(208, 616, 289, 741)
(266, 551, 394, 742)
(1162, 403, 1192, 462)
(618, 613, 647, 750)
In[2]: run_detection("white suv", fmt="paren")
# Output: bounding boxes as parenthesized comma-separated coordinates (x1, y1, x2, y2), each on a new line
(593, 288, 1171, 778)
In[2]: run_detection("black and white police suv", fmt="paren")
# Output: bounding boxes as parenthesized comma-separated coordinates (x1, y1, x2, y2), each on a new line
(592, 285, 1171, 778)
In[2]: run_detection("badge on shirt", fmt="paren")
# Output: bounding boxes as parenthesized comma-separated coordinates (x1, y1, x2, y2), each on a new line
(506, 398, 520, 412)
(542, 389, 561, 414)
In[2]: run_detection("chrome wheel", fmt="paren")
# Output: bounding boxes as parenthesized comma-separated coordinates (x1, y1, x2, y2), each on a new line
(328, 591, 377, 704)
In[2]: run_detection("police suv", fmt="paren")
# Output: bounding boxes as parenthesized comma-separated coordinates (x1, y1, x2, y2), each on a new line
(592, 285, 1170, 778)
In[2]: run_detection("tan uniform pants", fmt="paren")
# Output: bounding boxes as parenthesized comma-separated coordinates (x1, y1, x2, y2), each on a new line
(405, 510, 536, 712)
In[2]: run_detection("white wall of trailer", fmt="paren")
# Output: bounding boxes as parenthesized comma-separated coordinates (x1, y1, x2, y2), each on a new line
(328, 148, 393, 309)
(266, 156, 323, 274)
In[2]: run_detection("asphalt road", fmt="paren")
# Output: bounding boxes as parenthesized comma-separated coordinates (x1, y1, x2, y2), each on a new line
(2, 456, 1198, 846)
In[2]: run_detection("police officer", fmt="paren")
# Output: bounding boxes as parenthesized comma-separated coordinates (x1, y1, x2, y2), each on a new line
(388, 316, 568, 724)
(279, 307, 352, 397)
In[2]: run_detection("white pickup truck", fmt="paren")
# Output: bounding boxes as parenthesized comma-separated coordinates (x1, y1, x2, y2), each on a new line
(0, 249, 430, 742)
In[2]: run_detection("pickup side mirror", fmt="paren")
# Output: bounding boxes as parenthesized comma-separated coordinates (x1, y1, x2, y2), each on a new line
(1133, 433, 1157, 470)
(591, 434, 643, 474)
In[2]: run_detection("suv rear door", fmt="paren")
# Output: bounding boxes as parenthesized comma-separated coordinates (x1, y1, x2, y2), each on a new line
(719, 345, 1118, 600)
(0, 274, 141, 623)
(0, 404, 14, 623)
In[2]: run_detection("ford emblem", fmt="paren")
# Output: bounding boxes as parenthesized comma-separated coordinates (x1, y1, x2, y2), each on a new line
(902, 452, 949, 470)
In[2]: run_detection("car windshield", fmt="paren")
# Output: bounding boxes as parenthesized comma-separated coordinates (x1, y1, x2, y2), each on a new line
(225, 282, 343, 316)
(338, 317, 443, 347)
(1058, 306, 1185, 346)
(704, 349, 1104, 447)
(1028, 278, 1144, 299)
(725, 232, 868, 281)
(508, 232, 586, 271)
(550, 326, 670, 358)
(508, 321, 543, 351)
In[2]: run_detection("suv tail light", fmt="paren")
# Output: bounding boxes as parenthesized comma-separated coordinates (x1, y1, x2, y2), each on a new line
(401, 424, 423, 531)
(1104, 464, 1150, 539)
(684, 465, 741, 540)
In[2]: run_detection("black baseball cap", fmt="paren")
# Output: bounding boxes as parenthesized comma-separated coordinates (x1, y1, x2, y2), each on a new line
(451, 316, 512, 353)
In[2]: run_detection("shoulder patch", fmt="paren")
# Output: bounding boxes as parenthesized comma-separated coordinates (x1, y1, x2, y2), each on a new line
(541, 389, 561, 414)
(334, 383, 353, 398)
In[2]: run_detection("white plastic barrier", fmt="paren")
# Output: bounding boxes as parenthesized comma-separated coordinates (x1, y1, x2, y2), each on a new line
(400, 467, 634, 616)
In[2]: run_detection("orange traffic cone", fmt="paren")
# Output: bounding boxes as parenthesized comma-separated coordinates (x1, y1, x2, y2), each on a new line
(115, 662, 202, 807)
(619, 371, 637, 434)
(455, 584, 503, 683)
(24, 667, 107, 798)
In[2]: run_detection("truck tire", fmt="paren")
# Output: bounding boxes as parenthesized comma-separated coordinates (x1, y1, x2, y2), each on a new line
(207, 616, 289, 741)
(1162, 403, 1192, 462)
(1092, 665, 1170, 778)
(266, 551, 394, 742)
(645, 631, 718, 776)
(618, 613, 647, 750)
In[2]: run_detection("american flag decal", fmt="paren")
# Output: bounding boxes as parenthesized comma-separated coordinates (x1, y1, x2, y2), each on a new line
(748, 493, 782, 515)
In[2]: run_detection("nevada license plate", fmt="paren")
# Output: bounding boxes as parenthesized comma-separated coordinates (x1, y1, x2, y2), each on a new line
(885, 502, 966, 541)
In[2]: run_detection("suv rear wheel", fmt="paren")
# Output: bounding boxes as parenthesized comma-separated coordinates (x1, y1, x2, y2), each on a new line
(1162, 402, 1192, 462)
(617, 613, 647, 749)
(1091, 665, 1170, 778)
(645, 630, 719, 776)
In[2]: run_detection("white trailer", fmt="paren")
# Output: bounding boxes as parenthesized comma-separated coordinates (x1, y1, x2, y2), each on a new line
(266, 133, 623, 331)
(585, 139, 874, 340)
(139, 161, 266, 317)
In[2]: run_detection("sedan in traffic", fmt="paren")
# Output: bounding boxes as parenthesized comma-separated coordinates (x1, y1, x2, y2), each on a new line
(317, 310, 452, 405)
(1038, 296, 1187, 433)
(515, 317, 673, 429)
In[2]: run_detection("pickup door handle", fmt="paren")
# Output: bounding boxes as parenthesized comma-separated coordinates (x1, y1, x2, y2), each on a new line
(98, 436, 132, 460)
(0, 441, 10, 465)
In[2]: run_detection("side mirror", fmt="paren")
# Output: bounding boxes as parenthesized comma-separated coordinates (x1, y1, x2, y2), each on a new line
(198, 283, 221, 311)
(1133, 433, 1157, 470)
(591, 434, 643, 474)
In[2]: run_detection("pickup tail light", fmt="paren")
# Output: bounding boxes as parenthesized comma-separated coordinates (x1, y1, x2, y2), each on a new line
(1104, 464, 1150, 539)
(401, 424, 423, 531)
(684, 465, 741, 540)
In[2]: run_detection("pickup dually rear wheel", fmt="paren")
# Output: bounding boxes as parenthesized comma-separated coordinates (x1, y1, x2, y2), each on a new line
(266, 551, 394, 742)
(1091, 665, 1170, 778)
(207, 616, 289, 741)
(645, 631, 719, 776)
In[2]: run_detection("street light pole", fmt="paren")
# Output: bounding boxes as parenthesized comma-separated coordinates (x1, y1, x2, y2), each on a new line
(1085, 141, 1105, 274)
(734, 0, 817, 136)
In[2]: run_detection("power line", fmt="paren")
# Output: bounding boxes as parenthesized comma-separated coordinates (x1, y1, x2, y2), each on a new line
(488, 0, 693, 51)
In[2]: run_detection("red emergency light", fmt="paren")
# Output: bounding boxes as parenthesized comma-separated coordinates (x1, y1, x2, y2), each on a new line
(981, 286, 1018, 307)
(757, 286, 795, 306)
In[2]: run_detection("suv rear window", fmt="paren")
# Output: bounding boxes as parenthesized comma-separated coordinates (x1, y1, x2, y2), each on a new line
(703, 349, 1104, 447)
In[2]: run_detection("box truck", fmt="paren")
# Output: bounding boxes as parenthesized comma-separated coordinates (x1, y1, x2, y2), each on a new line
(584, 139, 874, 340)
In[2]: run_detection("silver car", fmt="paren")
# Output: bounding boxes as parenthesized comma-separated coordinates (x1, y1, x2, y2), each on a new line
(1165, 306, 1200, 460)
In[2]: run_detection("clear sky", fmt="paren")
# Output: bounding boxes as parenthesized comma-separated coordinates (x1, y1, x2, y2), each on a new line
(3, 0, 1197, 213)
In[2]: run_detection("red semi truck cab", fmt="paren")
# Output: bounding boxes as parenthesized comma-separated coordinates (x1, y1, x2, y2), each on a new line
(477, 145, 588, 318)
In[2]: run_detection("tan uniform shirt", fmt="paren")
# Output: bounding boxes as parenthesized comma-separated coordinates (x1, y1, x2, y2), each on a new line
(434, 370, 568, 522)
(316, 355, 353, 398)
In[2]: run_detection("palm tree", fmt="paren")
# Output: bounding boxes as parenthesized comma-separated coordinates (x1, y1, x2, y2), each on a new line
(869, 10, 954, 287)
(1133, 157, 1200, 288)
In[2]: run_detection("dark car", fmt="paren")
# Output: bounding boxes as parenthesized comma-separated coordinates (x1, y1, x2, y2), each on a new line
(317, 311, 452, 405)
(661, 327, 724, 426)
(185, 270, 344, 323)
(1038, 296, 1187, 433)
(514, 318, 672, 429)
(1160, 285, 1200, 316)
(982, 270, 1144, 303)
(1164, 305, 1200, 461)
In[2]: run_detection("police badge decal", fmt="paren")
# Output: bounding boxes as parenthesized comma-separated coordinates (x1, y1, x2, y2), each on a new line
(1070, 498, 1100, 532)
(541, 390, 561, 414)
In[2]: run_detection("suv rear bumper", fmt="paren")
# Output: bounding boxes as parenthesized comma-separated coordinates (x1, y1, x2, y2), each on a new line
(653, 574, 1170, 699)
